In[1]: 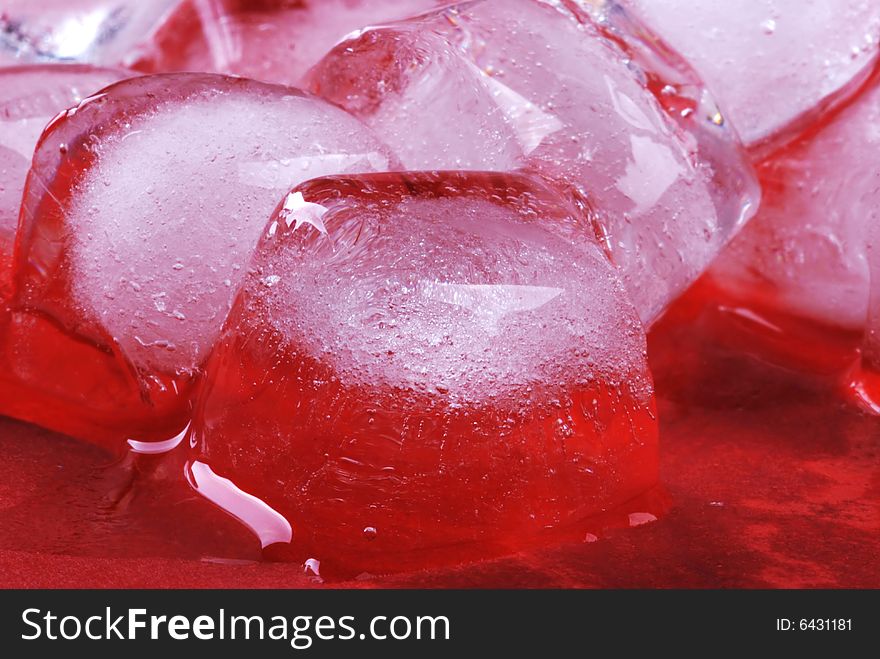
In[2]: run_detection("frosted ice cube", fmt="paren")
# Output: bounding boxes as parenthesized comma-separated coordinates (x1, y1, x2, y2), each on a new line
(623, 0, 880, 149)
(307, 0, 759, 324)
(0, 72, 395, 446)
(0, 64, 128, 296)
(850, 217, 880, 413)
(188, 170, 659, 574)
(710, 72, 880, 332)
(132, 0, 446, 87)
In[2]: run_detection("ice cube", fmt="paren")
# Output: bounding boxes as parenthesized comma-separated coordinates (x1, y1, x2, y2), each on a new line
(0, 0, 177, 66)
(850, 218, 880, 413)
(710, 71, 880, 333)
(307, 0, 759, 324)
(132, 0, 446, 87)
(188, 170, 659, 574)
(0, 64, 128, 297)
(0, 72, 395, 447)
(866, 222, 880, 363)
(622, 0, 880, 149)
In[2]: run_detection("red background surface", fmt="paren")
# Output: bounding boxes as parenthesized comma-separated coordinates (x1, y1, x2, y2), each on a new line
(1, 286, 878, 588)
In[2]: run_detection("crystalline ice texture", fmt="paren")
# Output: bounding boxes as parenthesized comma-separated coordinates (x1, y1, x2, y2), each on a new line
(0, 73, 395, 447)
(850, 218, 880, 413)
(710, 70, 880, 333)
(0, 64, 128, 297)
(307, 0, 759, 325)
(188, 170, 659, 574)
(132, 0, 445, 87)
(866, 222, 880, 365)
(0, 0, 177, 67)
(623, 0, 880, 150)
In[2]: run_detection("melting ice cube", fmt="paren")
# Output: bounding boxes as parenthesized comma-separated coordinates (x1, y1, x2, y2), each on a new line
(307, 0, 759, 324)
(187, 170, 659, 574)
(0, 73, 395, 447)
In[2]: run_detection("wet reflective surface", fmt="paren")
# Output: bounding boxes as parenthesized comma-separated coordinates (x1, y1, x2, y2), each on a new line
(1, 284, 876, 587)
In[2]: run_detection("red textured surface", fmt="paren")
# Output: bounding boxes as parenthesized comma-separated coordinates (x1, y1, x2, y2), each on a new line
(0, 286, 878, 588)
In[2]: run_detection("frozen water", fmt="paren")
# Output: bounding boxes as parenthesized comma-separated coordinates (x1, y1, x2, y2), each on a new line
(866, 221, 880, 365)
(623, 0, 880, 149)
(711, 72, 880, 332)
(2, 73, 394, 445)
(0, 0, 177, 66)
(189, 170, 659, 573)
(849, 196, 880, 413)
(133, 0, 446, 87)
(41, 74, 393, 371)
(307, 0, 759, 324)
(0, 64, 127, 296)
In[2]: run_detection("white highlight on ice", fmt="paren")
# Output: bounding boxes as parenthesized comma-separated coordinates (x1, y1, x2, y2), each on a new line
(127, 422, 191, 455)
(420, 282, 564, 333)
(281, 191, 329, 235)
(188, 460, 293, 548)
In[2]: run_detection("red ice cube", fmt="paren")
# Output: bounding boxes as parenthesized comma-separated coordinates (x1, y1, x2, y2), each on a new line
(710, 68, 880, 337)
(0, 64, 128, 297)
(0, 73, 395, 448)
(307, 0, 759, 325)
(848, 172, 880, 414)
(188, 170, 659, 575)
(623, 0, 880, 150)
(132, 0, 446, 87)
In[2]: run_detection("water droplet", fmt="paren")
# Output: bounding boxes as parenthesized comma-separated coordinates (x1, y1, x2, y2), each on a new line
(363, 526, 378, 540)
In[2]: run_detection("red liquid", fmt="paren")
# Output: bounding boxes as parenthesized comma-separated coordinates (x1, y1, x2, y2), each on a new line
(0, 308, 193, 447)
(0, 280, 877, 587)
(681, 276, 863, 378)
(689, 275, 880, 416)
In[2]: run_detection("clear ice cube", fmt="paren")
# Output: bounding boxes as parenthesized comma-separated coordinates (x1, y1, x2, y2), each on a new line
(623, 0, 880, 149)
(132, 0, 446, 87)
(710, 71, 880, 332)
(307, 0, 759, 324)
(0, 0, 177, 66)
(0, 63, 128, 296)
